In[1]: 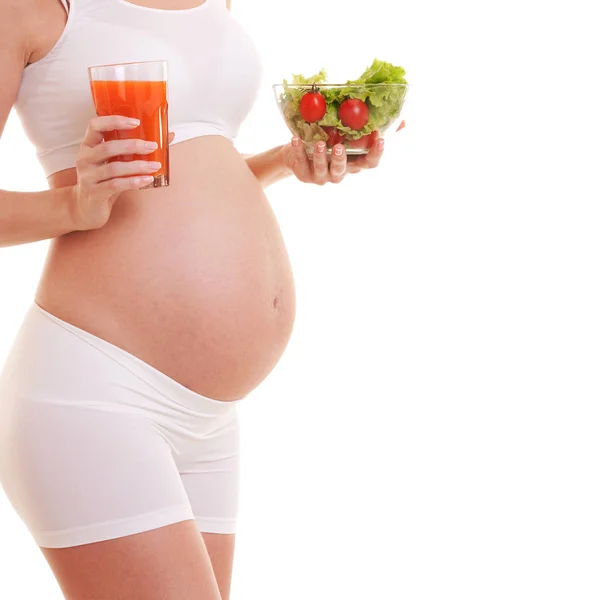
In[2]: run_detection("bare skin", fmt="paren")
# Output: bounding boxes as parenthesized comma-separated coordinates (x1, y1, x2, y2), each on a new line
(0, 0, 401, 597)
(41, 522, 232, 600)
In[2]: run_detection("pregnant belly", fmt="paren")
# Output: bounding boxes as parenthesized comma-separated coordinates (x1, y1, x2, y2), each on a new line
(36, 137, 296, 401)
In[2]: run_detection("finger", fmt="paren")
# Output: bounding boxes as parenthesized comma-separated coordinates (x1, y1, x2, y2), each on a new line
(82, 116, 141, 148)
(344, 131, 383, 173)
(283, 137, 312, 182)
(93, 160, 162, 184)
(346, 154, 370, 173)
(329, 144, 347, 184)
(396, 120, 406, 132)
(345, 147, 382, 173)
(364, 137, 385, 169)
(168, 132, 176, 144)
(311, 141, 329, 185)
(97, 175, 155, 193)
(91, 139, 158, 164)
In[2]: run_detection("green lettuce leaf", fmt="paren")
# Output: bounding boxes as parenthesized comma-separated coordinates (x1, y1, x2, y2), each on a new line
(282, 68, 328, 108)
(318, 104, 340, 127)
(350, 58, 407, 86)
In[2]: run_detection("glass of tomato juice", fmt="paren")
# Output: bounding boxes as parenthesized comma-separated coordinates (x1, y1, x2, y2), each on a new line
(88, 60, 170, 188)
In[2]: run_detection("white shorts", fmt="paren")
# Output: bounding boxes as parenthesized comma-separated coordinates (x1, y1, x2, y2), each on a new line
(0, 304, 243, 548)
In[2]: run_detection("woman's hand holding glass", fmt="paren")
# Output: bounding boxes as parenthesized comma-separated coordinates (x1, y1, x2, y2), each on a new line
(69, 116, 174, 231)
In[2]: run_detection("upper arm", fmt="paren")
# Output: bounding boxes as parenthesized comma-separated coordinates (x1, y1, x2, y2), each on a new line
(0, 0, 30, 140)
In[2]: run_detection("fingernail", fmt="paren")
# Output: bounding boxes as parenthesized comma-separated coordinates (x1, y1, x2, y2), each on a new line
(139, 176, 154, 184)
(126, 118, 140, 126)
(292, 137, 300, 147)
(148, 161, 162, 170)
(316, 142, 326, 154)
(145, 141, 158, 150)
(377, 139, 385, 151)
(334, 146, 343, 156)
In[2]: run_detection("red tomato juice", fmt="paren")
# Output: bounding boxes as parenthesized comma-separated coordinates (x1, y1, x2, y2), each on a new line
(90, 80, 169, 182)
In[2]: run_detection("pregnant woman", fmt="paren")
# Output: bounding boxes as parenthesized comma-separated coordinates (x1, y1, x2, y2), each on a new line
(0, 0, 395, 598)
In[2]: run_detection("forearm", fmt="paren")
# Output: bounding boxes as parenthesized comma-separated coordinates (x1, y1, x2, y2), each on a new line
(243, 144, 292, 189)
(0, 185, 78, 247)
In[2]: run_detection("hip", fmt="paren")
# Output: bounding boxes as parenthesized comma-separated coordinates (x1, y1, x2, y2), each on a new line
(0, 303, 242, 546)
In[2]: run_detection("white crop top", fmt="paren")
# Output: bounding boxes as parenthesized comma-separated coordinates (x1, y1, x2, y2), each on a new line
(14, 0, 263, 177)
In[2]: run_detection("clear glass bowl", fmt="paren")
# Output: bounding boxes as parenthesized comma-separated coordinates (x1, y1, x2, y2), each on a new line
(273, 83, 409, 156)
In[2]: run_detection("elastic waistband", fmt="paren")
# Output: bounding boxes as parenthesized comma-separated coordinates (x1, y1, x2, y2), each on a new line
(31, 303, 244, 413)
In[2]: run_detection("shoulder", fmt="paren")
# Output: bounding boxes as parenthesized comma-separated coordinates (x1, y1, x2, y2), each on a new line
(0, 0, 32, 62)
(0, 0, 63, 65)
(226, 0, 231, 10)
(0, 0, 31, 35)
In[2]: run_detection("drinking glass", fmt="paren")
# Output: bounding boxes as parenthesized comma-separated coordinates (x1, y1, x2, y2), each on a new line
(89, 60, 169, 187)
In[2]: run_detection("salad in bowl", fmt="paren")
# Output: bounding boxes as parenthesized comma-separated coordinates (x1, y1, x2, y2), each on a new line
(274, 58, 408, 155)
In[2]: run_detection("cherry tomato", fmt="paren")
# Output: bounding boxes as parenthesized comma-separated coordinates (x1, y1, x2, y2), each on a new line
(338, 98, 370, 130)
(299, 92, 327, 123)
(347, 131, 379, 150)
(322, 126, 346, 147)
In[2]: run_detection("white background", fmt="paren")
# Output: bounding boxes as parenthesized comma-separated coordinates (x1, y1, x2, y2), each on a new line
(1, 0, 599, 598)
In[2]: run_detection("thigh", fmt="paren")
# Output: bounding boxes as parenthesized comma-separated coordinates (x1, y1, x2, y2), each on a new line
(1, 399, 195, 548)
(202, 532, 236, 600)
(41, 520, 222, 600)
(178, 410, 241, 535)
(179, 412, 241, 600)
